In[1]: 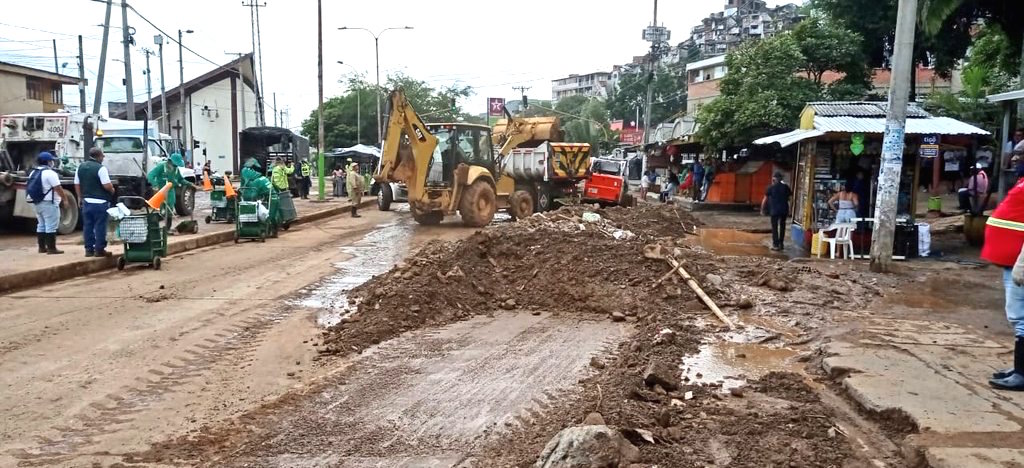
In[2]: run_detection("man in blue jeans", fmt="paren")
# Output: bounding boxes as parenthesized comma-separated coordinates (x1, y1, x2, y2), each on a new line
(75, 147, 116, 257)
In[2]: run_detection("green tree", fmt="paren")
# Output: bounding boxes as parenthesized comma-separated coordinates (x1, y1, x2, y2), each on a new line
(920, 0, 1024, 70)
(300, 77, 376, 149)
(791, 15, 871, 95)
(301, 74, 474, 148)
(607, 65, 684, 125)
(696, 35, 820, 151)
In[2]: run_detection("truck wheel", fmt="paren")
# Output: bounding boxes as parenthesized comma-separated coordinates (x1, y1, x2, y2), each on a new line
(378, 183, 393, 211)
(459, 180, 496, 227)
(57, 192, 79, 235)
(509, 190, 534, 221)
(175, 185, 195, 216)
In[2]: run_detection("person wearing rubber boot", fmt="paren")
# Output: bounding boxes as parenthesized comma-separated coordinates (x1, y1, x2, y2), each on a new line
(346, 161, 364, 218)
(147, 153, 194, 234)
(26, 152, 68, 254)
(982, 176, 1024, 391)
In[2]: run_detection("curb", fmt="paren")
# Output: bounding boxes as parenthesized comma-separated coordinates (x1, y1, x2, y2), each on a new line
(0, 199, 375, 295)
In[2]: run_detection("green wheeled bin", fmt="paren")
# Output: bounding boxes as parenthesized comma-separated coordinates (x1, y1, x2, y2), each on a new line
(205, 186, 237, 224)
(277, 190, 297, 230)
(115, 196, 168, 270)
(235, 187, 280, 242)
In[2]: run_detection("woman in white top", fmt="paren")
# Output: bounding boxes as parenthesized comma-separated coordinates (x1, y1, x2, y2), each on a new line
(828, 182, 859, 224)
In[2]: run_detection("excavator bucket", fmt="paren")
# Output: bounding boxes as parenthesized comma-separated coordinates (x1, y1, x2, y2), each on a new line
(492, 117, 562, 147)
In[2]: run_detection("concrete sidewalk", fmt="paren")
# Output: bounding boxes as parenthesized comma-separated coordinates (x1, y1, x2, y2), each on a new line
(0, 193, 372, 294)
(824, 318, 1024, 466)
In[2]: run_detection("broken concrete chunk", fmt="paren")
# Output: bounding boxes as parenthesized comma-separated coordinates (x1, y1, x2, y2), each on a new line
(728, 386, 745, 398)
(610, 312, 626, 322)
(501, 299, 517, 310)
(534, 425, 639, 468)
(737, 297, 754, 309)
(643, 361, 680, 391)
(705, 273, 723, 287)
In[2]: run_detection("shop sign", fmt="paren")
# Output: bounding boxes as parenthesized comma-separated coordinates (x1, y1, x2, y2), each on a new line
(620, 129, 644, 145)
(919, 134, 940, 158)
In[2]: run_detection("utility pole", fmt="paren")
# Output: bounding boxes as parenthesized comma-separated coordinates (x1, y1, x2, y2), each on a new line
(121, 0, 135, 120)
(178, 29, 193, 149)
(155, 35, 168, 133)
(93, 0, 112, 115)
(52, 39, 59, 74)
(77, 36, 87, 112)
(512, 85, 531, 112)
(142, 48, 153, 120)
(316, 0, 326, 201)
(641, 0, 665, 145)
(273, 92, 278, 127)
(242, 1, 267, 126)
(869, 0, 918, 273)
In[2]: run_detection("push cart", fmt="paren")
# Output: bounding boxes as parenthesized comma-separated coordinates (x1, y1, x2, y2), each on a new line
(115, 196, 168, 270)
(235, 188, 280, 242)
(205, 183, 237, 224)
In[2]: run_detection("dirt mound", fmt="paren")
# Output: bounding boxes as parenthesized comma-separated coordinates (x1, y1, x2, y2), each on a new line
(319, 205, 712, 356)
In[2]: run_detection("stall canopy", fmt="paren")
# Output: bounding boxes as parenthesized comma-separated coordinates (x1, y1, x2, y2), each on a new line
(755, 101, 990, 147)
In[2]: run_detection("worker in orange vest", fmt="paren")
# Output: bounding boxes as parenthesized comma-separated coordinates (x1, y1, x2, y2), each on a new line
(982, 177, 1024, 391)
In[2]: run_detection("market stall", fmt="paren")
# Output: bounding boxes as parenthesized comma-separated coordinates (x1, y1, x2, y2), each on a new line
(755, 102, 990, 257)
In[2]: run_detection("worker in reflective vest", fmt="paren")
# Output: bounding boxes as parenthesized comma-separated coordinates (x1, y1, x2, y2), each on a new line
(299, 160, 312, 199)
(982, 177, 1024, 391)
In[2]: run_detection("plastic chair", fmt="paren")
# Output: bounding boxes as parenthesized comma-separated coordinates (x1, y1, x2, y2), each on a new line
(817, 223, 855, 259)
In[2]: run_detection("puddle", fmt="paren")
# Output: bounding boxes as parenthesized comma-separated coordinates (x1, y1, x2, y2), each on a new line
(687, 228, 781, 257)
(682, 321, 802, 391)
(293, 219, 413, 328)
(682, 341, 801, 391)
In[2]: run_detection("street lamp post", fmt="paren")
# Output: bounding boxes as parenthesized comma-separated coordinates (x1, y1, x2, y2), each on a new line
(337, 26, 412, 146)
(178, 29, 193, 150)
(337, 61, 361, 144)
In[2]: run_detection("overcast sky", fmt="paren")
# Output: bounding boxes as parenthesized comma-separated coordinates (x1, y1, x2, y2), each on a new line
(1, 0, 785, 131)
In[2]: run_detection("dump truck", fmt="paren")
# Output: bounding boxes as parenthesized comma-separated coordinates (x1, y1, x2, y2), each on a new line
(374, 88, 591, 226)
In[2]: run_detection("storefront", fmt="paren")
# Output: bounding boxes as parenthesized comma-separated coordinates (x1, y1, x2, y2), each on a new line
(755, 102, 990, 254)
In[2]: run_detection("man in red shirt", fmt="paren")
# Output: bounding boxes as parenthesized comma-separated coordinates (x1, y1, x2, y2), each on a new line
(982, 178, 1024, 391)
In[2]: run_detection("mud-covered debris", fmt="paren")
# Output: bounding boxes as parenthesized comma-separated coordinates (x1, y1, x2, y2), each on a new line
(610, 312, 626, 322)
(582, 412, 605, 425)
(736, 297, 754, 309)
(590, 357, 606, 369)
(705, 273, 723, 287)
(502, 299, 517, 310)
(534, 425, 639, 468)
(729, 386, 746, 398)
(643, 361, 680, 391)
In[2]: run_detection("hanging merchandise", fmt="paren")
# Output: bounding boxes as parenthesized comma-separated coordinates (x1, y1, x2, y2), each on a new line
(850, 133, 865, 156)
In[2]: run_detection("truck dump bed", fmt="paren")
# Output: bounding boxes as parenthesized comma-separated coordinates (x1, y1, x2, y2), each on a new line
(501, 142, 591, 182)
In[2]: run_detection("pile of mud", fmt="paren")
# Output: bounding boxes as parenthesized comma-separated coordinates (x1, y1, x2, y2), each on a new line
(318, 204, 714, 356)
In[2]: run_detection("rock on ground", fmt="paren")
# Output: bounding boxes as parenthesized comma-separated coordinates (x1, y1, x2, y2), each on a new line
(534, 425, 639, 468)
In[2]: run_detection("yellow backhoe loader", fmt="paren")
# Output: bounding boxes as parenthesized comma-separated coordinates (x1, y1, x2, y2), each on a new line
(375, 88, 591, 227)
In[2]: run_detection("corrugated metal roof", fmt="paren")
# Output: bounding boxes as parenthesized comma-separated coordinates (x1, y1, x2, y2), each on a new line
(988, 89, 1024, 103)
(753, 129, 825, 147)
(807, 101, 931, 118)
(813, 116, 990, 136)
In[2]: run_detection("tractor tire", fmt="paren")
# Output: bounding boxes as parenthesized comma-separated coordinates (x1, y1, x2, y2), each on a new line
(508, 190, 534, 221)
(459, 180, 496, 227)
(412, 209, 443, 226)
(378, 183, 393, 211)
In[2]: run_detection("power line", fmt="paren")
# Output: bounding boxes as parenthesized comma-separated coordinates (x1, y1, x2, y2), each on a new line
(125, 3, 244, 77)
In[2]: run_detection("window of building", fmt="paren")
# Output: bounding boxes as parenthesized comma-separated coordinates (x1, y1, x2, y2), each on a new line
(50, 84, 63, 104)
(25, 78, 42, 100)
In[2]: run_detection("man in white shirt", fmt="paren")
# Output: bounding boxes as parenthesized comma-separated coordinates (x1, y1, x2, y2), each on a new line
(75, 147, 116, 257)
(29, 152, 68, 254)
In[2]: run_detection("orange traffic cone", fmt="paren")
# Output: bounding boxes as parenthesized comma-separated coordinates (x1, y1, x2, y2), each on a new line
(223, 180, 237, 198)
(147, 182, 173, 210)
(202, 175, 213, 191)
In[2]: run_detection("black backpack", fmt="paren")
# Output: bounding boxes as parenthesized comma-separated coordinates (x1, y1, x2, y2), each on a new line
(26, 167, 53, 204)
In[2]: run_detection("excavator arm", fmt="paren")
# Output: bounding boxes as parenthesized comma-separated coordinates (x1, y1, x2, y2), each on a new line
(375, 88, 439, 206)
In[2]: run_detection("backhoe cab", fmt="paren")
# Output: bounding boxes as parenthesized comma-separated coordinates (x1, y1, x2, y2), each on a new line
(376, 88, 498, 226)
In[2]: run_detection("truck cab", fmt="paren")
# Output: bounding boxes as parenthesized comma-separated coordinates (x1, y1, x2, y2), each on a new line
(93, 135, 197, 215)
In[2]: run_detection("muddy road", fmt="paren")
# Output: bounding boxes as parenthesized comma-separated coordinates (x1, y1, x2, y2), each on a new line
(0, 208, 475, 466)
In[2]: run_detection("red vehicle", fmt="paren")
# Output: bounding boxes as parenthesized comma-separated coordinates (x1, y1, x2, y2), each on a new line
(583, 158, 634, 207)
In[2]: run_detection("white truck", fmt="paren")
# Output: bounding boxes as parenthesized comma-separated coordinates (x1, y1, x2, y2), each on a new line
(0, 112, 195, 234)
